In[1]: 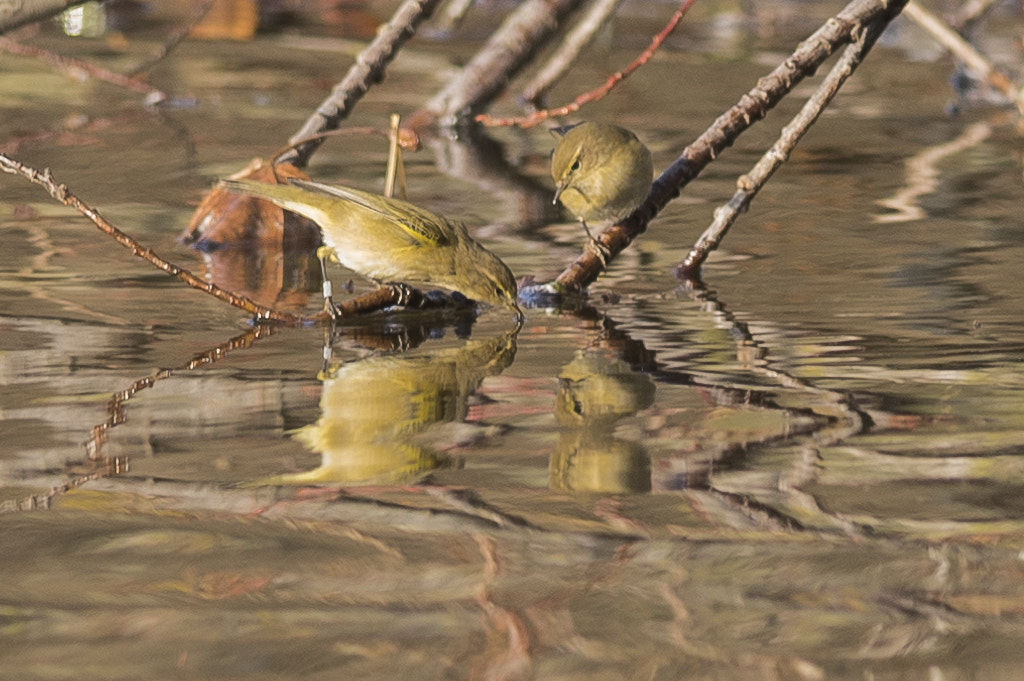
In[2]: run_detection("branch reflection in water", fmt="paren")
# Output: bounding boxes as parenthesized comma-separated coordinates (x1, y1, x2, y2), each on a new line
(259, 326, 518, 486)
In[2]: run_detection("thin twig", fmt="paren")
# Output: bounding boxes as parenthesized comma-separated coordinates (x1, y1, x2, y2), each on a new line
(519, 0, 624, 106)
(0, 153, 303, 324)
(677, 15, 888, 277)
(535, 0, 909, 296)
(478, 0, 695, 128)
(126, 0, 216, 76)
(0, 36, 167, 102)
(279, 0, 444, 168)
(268, 125, 421, 172)
(903, 0, 1021, 111)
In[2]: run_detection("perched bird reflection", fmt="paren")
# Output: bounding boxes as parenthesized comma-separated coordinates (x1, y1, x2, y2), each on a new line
(550, 122, 654, 240)
(550, 351, 656, 494)
(262, 330, 517, 486)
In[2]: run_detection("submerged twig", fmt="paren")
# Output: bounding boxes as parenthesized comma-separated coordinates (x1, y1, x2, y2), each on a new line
(0, 36, 167, 103)
(478, 0, 695, 129)
(87, 326, 275, 460)
(873, 120, 991, 223)
(542, 0, 909, 295)
(677, 14, 888, 278)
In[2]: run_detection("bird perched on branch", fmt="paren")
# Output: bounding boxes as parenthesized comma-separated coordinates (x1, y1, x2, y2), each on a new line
(222, 178, 523, 322)
(550, 121, 654, 241)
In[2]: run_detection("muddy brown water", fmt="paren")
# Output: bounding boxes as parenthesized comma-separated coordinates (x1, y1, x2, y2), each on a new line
(2, 3, 1024, 678)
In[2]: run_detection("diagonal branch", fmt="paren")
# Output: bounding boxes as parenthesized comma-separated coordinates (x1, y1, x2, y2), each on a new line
(278, 0, 445, 168)
(678, 12, 891, 277)
(545, 0, 910, 295)
(0, 153, 304, 324)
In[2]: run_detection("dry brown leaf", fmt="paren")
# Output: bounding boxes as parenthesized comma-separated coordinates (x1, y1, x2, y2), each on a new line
(181, 157, 320, 249)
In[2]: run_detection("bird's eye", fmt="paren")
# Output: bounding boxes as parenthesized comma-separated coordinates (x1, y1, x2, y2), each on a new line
(570, 159, 581, 172)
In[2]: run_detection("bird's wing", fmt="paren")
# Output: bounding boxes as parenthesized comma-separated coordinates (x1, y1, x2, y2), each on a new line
(289, 179, 454, 248)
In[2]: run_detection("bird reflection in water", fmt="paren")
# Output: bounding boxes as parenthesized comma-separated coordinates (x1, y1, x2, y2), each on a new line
(550, 351, 656, 494)
(262, 328, 518, 486)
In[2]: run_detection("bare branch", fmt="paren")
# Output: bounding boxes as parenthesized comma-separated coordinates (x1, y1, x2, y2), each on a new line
(279, 0, 445, 168)
(678, 14, 889, 277)
(544, 0, 910, 295)
(0, 153, 304, 324)
(479, 0, 695, 129)
(409, 0, 586, 128)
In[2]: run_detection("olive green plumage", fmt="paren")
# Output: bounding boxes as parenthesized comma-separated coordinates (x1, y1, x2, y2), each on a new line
(551, 122, 653, 233)
(222, 178, 521, 319)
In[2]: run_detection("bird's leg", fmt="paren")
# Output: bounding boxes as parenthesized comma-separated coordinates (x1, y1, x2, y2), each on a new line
(319, 323, 335, 376)
(580, 218, 595, 241)
(385, 282, 415, 306)
(581, 221, 610, 268)
(316, 245, 341, 320)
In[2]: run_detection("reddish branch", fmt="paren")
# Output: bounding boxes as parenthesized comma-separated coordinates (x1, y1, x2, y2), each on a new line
(408, 0, 586, 128)
(477, 0, 697, 129)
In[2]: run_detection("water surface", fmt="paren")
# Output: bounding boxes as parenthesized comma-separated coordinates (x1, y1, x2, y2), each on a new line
(2, 3, 1024, 678)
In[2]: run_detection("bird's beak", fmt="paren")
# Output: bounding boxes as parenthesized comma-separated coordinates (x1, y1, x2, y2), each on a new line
(512, 308, 525, 330)
(509, 300, 525, 325)
(552, 181, 566, 205)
